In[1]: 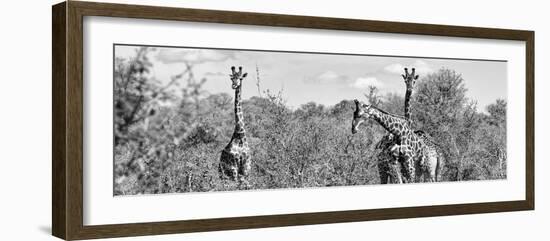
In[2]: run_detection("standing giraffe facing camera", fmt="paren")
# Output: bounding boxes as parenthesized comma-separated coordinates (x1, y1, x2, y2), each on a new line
(219, 66, 252, 184)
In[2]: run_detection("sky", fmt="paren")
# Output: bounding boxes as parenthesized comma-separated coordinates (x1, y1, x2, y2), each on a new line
(115, 45, 507, 111)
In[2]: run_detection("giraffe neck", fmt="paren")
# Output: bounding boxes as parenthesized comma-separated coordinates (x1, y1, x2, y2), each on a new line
(404, 86, 413, 119)
(233, 85, 246, 136)
(369, 107, 411, 138)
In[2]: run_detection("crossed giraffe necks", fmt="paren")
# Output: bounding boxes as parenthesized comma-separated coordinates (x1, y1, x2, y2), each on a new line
(369, 108, 411, 138)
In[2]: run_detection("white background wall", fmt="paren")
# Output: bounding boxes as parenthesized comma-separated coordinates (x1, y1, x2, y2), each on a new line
(0, 0, 547, 240)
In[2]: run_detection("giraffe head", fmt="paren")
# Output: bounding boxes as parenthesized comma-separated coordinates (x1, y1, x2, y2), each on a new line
(351, 99, 375, 134)
(402, 68, 419, 89)
(229, 66, 248, 89)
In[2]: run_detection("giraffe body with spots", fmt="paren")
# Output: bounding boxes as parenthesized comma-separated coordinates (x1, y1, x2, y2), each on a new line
(352, 100, 432, 183)
(373, 68, 441, 183)
(219, 66, 251, 183)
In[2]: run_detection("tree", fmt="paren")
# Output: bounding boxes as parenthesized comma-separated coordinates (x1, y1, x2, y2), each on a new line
(486, 99, 507, 128)
(413, 68, 472, 181)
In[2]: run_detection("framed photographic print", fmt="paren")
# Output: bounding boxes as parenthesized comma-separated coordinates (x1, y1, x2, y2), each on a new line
(52, 1, 534, 240)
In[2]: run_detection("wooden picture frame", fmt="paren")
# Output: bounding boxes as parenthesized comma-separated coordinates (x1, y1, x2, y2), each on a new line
(52, 1, 534, 240)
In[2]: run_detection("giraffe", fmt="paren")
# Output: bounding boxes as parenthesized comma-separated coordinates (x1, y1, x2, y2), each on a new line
(351, 100, 427, 182)
(374, 133, 403, 184)
(402, 68, 419, 120)
(402, 67, 441, 182)
(413, 130, 442, 182)
(374, 68, 418, 184)
(219, 66, 252, 184)
(374, 68, 442, 183)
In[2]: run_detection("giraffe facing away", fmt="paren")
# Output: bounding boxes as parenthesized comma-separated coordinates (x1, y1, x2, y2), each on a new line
(413, 130, 442, 182)
(352, 100, 429, 182)
(219, 66, 252, 184)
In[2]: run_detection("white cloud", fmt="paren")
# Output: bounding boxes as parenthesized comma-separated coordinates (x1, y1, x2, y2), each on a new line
(306, 71, 384, 90)
(318, 71, 340, 81)
(204, 71, 225, 76)
(350, 76, 383, 89)
(304, 70, 348, 84)
(383, 63, 405, 74)
(156, 49, 235, 64)
(383, 60, 434, 76)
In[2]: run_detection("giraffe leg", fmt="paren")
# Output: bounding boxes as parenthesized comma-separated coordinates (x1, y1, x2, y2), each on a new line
(402, 156, 415, 183)
(218, 161, 233, 180)
(419, 147, 437, 182)
(398, 160, 411, 182)
(218, 162, 224, 180)
(429, 150, 439, 182)
(423, 158, 433, 182)
(388, 160, 402, 184)
(219, 152, 228, 180)
(239, 154, 251, 178)
(434, 153, 442, 182)
(426, 165, 436, 182)
(390, 144, 413, 183)
(237, 153, 251, 189)
(415, 156, 424, 183)
(378, 160, 389, 184)
(219, 150, 238, 181)
(229, 164, 238, 182)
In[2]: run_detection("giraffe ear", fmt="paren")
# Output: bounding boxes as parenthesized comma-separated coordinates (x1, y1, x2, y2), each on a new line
(242, 73, 248, 78)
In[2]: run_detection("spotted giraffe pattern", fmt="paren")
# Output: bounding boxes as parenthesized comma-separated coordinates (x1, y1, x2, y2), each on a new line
(373, 68, 419, 184)
(402, 68, 419, 120)
(219, 66, 251, 183)
(402, 68, 441, 182)
(352, 100, 427, 183)
(374, 134, 403, 184)
(413, 130, 442, 182)
(373, 68, 443, 184)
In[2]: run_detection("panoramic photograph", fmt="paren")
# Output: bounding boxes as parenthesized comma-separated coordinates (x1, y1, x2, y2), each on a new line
(113, 44, 507, 195)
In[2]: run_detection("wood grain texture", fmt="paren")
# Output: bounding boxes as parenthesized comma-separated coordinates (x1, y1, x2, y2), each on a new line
(74, 201, 530, 240)
(51, 1, 535, 240)
(52, 2, 67, 239)
(525, 32, 535, 209)
(66, 1, 85, 240)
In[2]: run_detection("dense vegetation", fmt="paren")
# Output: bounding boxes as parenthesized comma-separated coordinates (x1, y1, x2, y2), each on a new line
(114, 47, 506, 195)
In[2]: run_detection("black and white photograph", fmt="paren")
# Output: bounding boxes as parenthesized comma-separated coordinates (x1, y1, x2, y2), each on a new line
(0, 0, 545, 240)
(114, 44, 507, 195)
